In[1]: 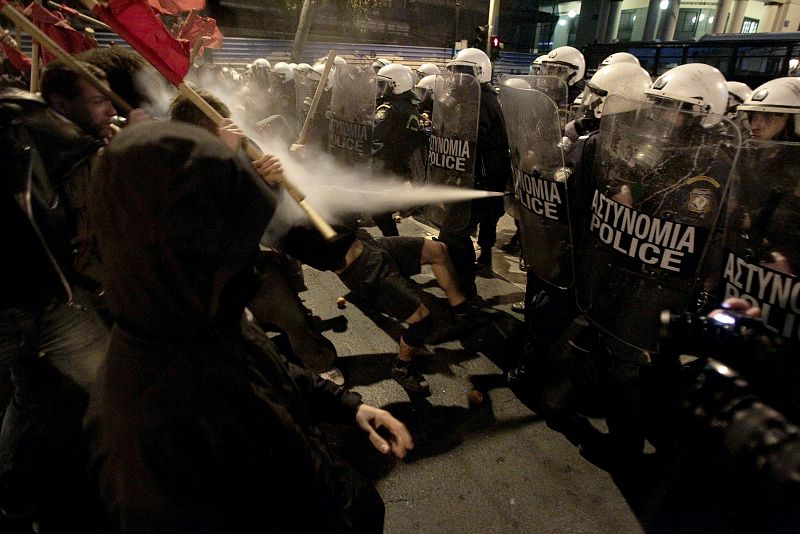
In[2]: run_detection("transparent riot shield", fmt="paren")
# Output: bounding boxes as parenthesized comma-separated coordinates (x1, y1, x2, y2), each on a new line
(328, 65, 376, 166)
(295, 72, 315, 127)
(423, 72, 480, 231)
(500, 84, 571, 289)
(719, 139, 800, 341)
(574, 95, 742, 352)
(499, 74, 569, 111)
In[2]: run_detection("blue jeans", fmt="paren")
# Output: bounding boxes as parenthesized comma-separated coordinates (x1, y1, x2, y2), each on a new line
(0, 300, 107, 478)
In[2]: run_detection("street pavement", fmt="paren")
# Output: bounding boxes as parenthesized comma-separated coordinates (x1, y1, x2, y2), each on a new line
(298, 215, 646, 534)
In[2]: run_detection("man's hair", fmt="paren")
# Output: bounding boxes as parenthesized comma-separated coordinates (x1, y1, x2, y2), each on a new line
(168, 88, 230, 133)
(76, 46, 152, 108)
(41, 60, 106, 102)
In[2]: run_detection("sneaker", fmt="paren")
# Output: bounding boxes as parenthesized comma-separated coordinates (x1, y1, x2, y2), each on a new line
(391, 365, 431, 396)
(511, 300, 525, 313)
(319, 367, 345, 386)
(519, 258, 528, 272)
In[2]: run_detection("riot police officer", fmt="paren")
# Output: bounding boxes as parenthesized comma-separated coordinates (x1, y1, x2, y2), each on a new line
(372, 64, 428, 236)
(271, 61, 298, 130)
(439, 47, 511, 287)
(538, 46, 586, 104)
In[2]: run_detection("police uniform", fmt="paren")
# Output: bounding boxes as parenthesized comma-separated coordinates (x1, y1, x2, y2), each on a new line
(371, 91, 428, 236)
(438, 82, 511, 292)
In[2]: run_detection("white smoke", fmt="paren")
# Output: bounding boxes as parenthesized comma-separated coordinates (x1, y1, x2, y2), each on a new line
(135, 68, 500, 245)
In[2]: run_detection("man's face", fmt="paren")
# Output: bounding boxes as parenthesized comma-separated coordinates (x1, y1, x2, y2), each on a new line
(748, 111, 788, 140)
(58, 79, 116, 139)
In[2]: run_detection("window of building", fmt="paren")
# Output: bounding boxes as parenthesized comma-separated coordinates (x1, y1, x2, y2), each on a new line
(674, 9, 700, 40)
(742, 18, 759, 34)
(617, 10, 636, 42)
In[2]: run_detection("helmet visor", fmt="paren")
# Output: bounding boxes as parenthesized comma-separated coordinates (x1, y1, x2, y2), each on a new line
(539, 62, 576, 84)
(446, 63, 478, 78)
(737, 110, 792, 140)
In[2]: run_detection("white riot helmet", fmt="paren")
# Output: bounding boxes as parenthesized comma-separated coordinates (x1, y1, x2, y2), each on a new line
(251, 58, 271, 80)
(644, 63, 728, 124)
(737, 77, 800, 139)
(416, 63, 440, 81)
(579, 62, 652, 118)
(446, 47, 492, 83)
(599, 52, 640, 69)
(530, 55, 544, 75)
(372, 57, 391, 74)
(377, 64, 415, 96)
(308, 62, 333, 90)
(415, 73, 437, 100)
(539, 46, 585, 86)
(294, 63, 312, 75)
(272, 62, 294, 83)
(252, 58, 271, 70)
(725, 81, 753, 115)
(288, 62, 297, 70)
(333, 56, 347, 66)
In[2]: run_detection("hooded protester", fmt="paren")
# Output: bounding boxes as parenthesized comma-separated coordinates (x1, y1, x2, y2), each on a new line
(85, 121, 412, 532)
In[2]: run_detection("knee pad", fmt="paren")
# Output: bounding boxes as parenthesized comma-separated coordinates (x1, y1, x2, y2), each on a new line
(403, 314, 435, 348)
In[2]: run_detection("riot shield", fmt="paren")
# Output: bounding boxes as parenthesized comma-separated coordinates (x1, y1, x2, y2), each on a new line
(574, 95, 741, 352)
(423, 72, 480, 230)
(295, 72, 316, 127)
(498, 75, 569, 111)
(500, 84, 571, 288)
(327, 65, 376, 166)
(719, 139, 800, 341)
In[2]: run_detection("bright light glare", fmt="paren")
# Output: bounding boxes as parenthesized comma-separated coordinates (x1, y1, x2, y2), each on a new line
(709, 16, 714, 23)
(699, 13, 705, 22)
(660, 0, 668, 9)
(691, 16, 696, 23)
(712, 312, 737, 325)
(558, 19, 567, 26)
(567, 9, 576, 18)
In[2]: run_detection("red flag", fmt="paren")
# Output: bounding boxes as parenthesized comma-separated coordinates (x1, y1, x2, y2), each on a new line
(0, 30, 32, 72)
(177, 12, 222, 49)
(24, 2, 95, 63)
(146, 0, 203, 16)
(91, 0, 190, 86)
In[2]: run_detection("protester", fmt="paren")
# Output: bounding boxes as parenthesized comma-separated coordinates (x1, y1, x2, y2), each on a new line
(86, 120, 413, 532)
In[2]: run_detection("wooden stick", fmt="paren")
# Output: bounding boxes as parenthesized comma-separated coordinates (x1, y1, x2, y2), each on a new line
(30, 42, 39, 92)
(296, 49, 335, 146)
(47, 1, 111, 31)
(177, 81, 337, 240)
(0, 3, 132, 114)
(188, 36, 206, 65)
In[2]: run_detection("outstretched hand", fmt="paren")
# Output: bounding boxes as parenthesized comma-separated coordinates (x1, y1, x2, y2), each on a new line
(355, 404, 414, 459)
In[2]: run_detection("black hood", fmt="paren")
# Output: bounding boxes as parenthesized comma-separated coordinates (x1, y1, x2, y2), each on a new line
(90, 121, 276, 339)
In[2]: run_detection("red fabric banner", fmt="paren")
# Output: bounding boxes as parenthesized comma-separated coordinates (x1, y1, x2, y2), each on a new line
(92, 0, 190, 86)
(0, 31, 32, 72)
(176, 11, 221, 49)
(24, 2, 95, 63)
(146, 0, 203, 16)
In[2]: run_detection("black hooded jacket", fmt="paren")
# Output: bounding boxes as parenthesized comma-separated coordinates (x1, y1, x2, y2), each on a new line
(85, 122, 375, 533)
(0, 88, 102, 308)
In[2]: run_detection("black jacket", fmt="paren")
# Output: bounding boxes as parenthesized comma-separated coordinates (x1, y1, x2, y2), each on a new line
(476, 83, 511, 193)
(0, 88, 101, 308)
(86, 122, 377, 533)
(372, 91, 427, 176)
